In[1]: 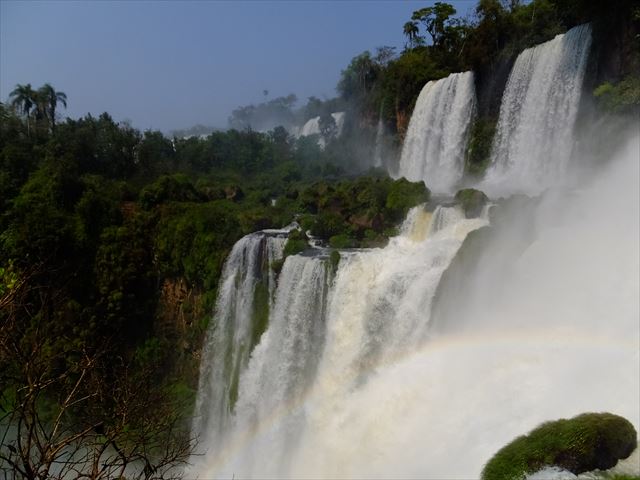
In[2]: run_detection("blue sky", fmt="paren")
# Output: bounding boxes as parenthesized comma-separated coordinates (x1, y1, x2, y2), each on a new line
(1, 0, 476, 132)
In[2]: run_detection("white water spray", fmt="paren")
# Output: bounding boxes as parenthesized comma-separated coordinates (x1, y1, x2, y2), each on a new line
(191, 204, 490, 478)
(483, 24, 592, 195)
(191, 230, 287, 451)
(397, 71, 476, 194)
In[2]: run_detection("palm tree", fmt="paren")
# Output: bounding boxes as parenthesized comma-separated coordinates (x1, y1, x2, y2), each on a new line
(38, 83, 67, 131)
(9, 83, 36, 135)
(403, 21, 421, 49)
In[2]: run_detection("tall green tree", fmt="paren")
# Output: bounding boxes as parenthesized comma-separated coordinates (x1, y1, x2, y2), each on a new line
(38, 83, 67, 131)
(411, 2, 457, 47)
(9, 83, 36, 136)
(403, 21, 422, 48)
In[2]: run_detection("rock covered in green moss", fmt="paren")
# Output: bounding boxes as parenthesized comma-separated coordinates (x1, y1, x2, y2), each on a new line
(482, 413, 638, 480)
(329, 250, 341, 272)
(454, 188, 489, 218)
(283, 229, 308, 257)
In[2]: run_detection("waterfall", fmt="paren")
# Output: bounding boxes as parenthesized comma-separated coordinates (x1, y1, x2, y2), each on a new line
(296, 112, 346, 148)
(483, 24, 592, 195)
(189, 21, 638, 479)
(397, 71, 476, 194)
(373, 115, 385, 168)
(191, 204, 490, 478)
(193, 254, 331, 476)
(191, 230, 287, 450)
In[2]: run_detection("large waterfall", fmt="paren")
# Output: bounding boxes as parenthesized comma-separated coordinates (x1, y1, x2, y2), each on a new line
(483, 24, 592, 195)
(189, 21, 639, 480)
(397, 71, 476, 194)
(189, 204, 491, 477)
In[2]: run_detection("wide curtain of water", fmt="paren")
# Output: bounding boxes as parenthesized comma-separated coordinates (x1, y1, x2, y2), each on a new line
(482, 24, 592, 195)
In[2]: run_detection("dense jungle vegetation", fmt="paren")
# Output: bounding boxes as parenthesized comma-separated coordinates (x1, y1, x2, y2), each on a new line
(1, 0, 638, 477)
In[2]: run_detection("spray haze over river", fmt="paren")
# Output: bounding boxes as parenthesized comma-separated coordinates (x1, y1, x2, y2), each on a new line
(188, 23, 639, 479)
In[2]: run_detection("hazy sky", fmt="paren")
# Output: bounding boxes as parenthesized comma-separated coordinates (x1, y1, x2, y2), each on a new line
(1, 0, 475, 132)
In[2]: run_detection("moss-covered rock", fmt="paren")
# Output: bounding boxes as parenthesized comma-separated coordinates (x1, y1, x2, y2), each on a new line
(329, 250, 341, 272)
(482, 413, 638, 480)
(455, 188, 489, 218)
(283, 229, 308, 257)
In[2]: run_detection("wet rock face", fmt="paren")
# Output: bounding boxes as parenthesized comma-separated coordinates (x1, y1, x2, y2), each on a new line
(482, 413, 638, 480)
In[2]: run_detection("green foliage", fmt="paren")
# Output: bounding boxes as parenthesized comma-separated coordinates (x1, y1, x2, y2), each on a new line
(283, 229, 308, 257)
(154, 201, 242, 293)
(337, 51, 379, 103)
(594, 76, 640, 114)
(139, 174, 202, 209)
(300, 176, 429, 247)
(385, 178, 430, 222)
(329, 234, 358, 249)
(0, 260, 18, 298)
(482, 413, 638, 480)
(94, 215, 156, 341)
(466, 118, 497, 177)
(411, 2, 458, 47)
(270, 258, 285, 275)
(250, 281, 270, 351)
(329, 250, 341, 271)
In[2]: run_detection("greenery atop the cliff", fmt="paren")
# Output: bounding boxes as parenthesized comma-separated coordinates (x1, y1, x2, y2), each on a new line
(297, 176, 429, 248)
(594, 75, 640, 114)
(481, 413, 638, 480)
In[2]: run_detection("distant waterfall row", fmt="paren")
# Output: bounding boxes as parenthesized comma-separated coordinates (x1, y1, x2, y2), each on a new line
(393, 23, 592, 196)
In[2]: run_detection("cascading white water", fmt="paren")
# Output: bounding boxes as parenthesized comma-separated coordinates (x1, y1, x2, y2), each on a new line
(192, 254, 331, 476)
(190, 131, 639, 479)
(397, 71, 476, 194)
(190, 21, 638, 478)
(191, 230, 287, 450)
(483, 24, 592, 195)
(191, 204, 490, 478)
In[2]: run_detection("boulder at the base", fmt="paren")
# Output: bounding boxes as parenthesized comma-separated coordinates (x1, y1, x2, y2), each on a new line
(454, 188, 489, 218)
(481, 413, 638, 480)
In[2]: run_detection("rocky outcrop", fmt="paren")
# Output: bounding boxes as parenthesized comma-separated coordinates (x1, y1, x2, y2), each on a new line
(455, 188, 489, 218)
(482, 413, 638, 480)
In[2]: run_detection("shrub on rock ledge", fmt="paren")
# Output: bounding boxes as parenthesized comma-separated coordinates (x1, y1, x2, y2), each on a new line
(454, 188, 489, 218)
(482, 413, 637, 480)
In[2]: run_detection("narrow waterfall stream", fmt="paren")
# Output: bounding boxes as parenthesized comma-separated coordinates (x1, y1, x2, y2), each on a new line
(396, 71, 476, 194)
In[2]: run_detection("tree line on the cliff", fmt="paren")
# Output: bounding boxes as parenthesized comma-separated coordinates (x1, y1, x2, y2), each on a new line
(1, 0, 638, 476)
